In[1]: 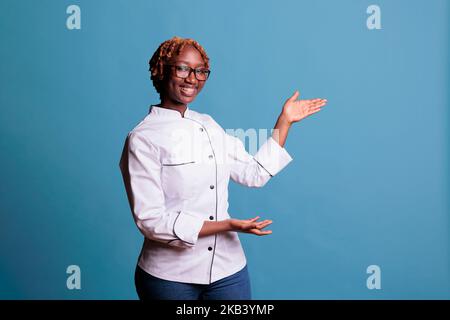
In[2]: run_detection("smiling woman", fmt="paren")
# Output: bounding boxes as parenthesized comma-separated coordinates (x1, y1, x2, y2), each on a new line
(119, 36, 327, 300)
(149, 37, 210, 113)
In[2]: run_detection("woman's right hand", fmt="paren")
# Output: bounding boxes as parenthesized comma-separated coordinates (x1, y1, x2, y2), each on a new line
(229, 216, 273, 236)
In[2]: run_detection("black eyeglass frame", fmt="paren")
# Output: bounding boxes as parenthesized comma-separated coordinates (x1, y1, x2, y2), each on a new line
(165, 64, 211, 81)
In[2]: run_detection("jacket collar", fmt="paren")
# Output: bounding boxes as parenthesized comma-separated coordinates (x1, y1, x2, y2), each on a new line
(148, 105, 192, 119)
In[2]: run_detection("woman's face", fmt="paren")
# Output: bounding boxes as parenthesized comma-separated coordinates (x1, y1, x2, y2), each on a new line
(160, 45, 208, 107)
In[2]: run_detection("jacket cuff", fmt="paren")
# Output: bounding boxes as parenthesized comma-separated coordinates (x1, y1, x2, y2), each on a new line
(253, 137, 293, 176)
(173, 211, 204, 246)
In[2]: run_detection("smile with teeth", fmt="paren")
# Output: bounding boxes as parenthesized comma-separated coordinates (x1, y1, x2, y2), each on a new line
(180, 86, 196, 96)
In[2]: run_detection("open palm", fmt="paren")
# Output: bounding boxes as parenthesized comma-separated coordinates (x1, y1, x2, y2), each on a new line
(282, 90, 327, 123)
(229, 216, 273, 236)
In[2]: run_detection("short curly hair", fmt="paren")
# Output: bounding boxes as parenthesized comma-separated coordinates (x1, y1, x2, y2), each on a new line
(149, 36, 210, 95)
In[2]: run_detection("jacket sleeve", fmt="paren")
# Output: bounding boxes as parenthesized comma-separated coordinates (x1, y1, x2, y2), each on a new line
(226, 134, 293, 187)
(119, 132, 204, 248)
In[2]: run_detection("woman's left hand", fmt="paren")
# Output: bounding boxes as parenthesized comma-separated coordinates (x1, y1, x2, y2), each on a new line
(281, 90, 327, 124)
(229, 216, 273, 236)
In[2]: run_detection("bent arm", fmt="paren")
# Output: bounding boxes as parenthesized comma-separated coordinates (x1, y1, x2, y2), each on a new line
(119, 132, 204, 248)
(272, 113, 291, 148)
(199, 217, 273, 237)
(272, 90, 328, 147)
(199, 220, 231, 237)
(227, 134, 293, 187)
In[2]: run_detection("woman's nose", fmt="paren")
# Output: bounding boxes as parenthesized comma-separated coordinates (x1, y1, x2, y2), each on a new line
(186, 70, 197, 83)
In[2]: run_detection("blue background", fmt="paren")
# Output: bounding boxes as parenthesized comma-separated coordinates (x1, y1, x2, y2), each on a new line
(0, 0, 449, 299)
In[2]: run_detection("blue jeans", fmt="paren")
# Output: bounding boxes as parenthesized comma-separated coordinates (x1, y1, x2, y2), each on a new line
(135, 265, 252, 300)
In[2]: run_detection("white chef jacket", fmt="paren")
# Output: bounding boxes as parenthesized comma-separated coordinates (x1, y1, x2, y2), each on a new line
(119, 105, 293, 284)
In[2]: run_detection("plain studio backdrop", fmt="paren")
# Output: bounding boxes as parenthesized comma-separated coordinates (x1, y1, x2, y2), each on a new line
(0, 0, 449, 299)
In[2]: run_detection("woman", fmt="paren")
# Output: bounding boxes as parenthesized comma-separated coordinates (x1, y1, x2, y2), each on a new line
(119, 36, 327, 300)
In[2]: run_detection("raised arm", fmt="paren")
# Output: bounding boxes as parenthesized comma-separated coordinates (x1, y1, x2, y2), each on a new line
(198, 92, 328, 238)
(272, 90, 328, 147)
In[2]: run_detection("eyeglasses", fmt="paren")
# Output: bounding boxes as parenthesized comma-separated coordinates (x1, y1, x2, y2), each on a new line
(165, 64, 211, 81)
